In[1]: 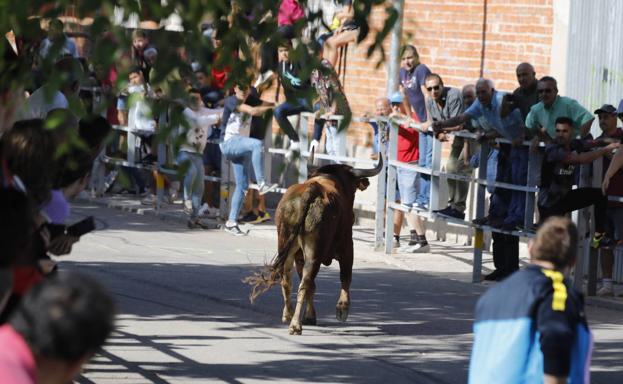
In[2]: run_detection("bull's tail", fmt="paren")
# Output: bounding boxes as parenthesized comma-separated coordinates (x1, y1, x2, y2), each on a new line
(244, 182, 323, 303)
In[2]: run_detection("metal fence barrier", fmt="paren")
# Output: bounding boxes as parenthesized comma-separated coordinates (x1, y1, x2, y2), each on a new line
(95, 97, 622, 293)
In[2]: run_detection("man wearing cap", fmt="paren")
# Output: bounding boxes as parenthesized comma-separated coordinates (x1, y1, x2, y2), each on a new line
(525, 76, 594, 140)
(388, 93, 430, 252)
(602, 99, 623, 189)
(592, 104, 623, 296)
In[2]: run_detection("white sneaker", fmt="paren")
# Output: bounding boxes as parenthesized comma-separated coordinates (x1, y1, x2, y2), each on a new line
(309, 139, 319, 153)
(104, 170, 118, 192)
(141, 194, 157, 206)
(258, 182, 278, 195)
(597, 285, 614, 297)
(198, 203, 219, 218)
(224, 221, 248, 236)
(183, 200, 193, 214)
(408, 242, 430, 253)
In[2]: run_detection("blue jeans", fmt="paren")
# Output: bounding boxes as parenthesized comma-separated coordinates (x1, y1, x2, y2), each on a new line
(505, 146, 529, 225)
(220, 136, 266, 222)
(274, 98, 312, 142)
(489, 145, 512, 219)
(415, 132, 433, 206)
(177, 151, 204, 218)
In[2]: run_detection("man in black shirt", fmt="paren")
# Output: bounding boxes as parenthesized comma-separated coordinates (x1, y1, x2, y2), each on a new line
(504, 62, 539, 120)
(538, 116, 619, 247)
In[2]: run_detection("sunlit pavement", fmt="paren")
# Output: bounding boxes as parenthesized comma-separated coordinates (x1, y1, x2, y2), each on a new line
(65, 202, 623, 383)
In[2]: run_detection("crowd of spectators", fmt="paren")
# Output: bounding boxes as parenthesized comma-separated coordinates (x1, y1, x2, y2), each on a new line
(5, 3, 623, 268)
(0, 25, 116, 382)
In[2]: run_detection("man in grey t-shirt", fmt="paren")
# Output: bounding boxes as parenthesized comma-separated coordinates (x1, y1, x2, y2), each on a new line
(422, 74, 469, 218)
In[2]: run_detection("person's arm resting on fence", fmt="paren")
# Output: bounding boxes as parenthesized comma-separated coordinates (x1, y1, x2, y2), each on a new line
(561, 142, 618, 165)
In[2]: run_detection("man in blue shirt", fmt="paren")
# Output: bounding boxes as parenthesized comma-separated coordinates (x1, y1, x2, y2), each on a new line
(470, 217, 592, 384)
(433, 78, 528, 280)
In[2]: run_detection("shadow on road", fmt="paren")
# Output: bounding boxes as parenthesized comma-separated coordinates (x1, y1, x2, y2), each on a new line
(65, 257, 623, 384)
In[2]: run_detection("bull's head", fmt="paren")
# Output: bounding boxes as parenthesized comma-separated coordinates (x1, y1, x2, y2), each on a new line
(350, 153, 383, 191)
(307, 149, 383, 192)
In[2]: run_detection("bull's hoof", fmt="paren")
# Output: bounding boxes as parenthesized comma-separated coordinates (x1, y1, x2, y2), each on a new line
(302, 316, 317, 326)
(336, 305, 349, 322)
(282, 306, 293, 324)
(289, 324, 302, 335)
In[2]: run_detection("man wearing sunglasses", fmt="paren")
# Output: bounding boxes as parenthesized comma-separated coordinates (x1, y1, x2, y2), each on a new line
(422, 74, 469, 219)
(525, 76, 594, 140)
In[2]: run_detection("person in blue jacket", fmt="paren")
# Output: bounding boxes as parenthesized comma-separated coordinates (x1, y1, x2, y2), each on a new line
(469, 216, 592, 384)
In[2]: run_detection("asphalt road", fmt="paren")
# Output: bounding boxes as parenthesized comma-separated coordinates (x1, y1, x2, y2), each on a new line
(60, 202, 623, 384)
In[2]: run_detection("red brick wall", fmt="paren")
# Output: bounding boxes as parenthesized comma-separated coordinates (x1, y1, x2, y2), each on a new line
(340, 0, 554, 146)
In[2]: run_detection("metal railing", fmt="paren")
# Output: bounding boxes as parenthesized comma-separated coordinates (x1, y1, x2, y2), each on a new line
(95, 97, 622, 292)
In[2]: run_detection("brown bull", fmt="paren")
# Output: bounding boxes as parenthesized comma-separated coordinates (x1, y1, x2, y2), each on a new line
(246, 153, 383, 335)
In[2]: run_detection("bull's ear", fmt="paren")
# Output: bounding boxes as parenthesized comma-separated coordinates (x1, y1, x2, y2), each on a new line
(356, 177, 370, 191)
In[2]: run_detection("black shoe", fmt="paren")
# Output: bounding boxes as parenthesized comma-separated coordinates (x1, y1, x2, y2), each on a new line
(487, 217, 505, 228)
(472, 216, 490, 225)
(433, 206, 452, 215)
(446, 208, 465, 220)
(240, 212, 259, 223)
(483, 270, 502, 281)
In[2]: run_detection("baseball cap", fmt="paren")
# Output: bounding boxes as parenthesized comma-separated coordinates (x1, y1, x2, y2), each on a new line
(389, 92, 403, 104)
(617, 99, 623, 115)
(594, 104, 617, 115)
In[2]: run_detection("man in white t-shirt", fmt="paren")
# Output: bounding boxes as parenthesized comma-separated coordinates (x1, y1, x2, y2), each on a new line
(177, 89, 221, 228)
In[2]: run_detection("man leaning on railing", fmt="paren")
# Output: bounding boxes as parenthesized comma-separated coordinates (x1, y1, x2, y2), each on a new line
(432, 78, 528, 281)
(422, 73, 471, 220)
(594, 101, 623, 296)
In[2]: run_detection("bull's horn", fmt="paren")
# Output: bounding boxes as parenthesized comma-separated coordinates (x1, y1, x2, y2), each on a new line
(307, 147, 318, 174)
(351, 153, 383, 178)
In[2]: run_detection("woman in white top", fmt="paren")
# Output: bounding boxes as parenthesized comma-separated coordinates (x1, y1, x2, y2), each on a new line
(177, 89, 220, 228)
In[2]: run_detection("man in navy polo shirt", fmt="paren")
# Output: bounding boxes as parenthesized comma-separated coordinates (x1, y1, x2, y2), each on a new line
(399, 45, 432, 209)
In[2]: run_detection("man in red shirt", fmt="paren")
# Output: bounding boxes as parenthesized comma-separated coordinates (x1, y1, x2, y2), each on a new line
(388, 93, 429, 252)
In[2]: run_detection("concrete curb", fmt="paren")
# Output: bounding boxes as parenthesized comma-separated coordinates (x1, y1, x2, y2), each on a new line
(77, 196, 217, 227)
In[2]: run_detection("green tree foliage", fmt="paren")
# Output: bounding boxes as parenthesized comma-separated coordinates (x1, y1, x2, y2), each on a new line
(1, 0, 397, 140)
